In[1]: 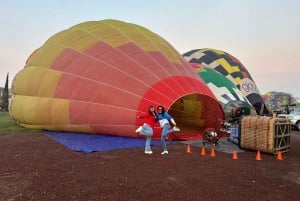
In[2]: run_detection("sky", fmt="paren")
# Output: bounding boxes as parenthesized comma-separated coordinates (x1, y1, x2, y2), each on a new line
(1, 0, 299, 99)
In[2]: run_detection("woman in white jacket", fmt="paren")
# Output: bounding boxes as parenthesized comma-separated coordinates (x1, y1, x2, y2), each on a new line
(156, 105, 180, 155)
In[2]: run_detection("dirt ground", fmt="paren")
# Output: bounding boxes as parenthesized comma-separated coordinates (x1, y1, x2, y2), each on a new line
(1, 130, 300, 201)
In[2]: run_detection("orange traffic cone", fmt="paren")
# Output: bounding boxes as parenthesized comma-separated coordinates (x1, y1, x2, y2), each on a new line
(255, 150, 262, 161)
(232, 150, 238, 160)
(186, 144, 191, 153)
(277, 151, 283, 160)
(200, 147, 206, 156)
(210, 148, 216, 157)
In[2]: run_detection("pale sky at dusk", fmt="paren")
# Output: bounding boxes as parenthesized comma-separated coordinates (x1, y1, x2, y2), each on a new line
(1, 0, 299, 99)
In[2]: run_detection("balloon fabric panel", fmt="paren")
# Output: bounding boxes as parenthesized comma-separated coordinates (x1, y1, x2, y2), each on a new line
(13, 67, 61, 97)
(52, 47, 148, 96)
(192, 63, 253, 118)
(217, 58, 240, 74)
(46, 29, 99, 52)
(75, 20, 180, 64)
(54, 73, 140, 108)
(10, 96, 70, 125)
(85, 42, 161, 86)
(118, 43, 172, 79)
(26, 45, 65, 68)
(69, 100, 136, 124)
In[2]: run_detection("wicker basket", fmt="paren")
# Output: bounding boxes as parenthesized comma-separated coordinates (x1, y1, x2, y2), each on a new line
(240, 116, 291, 154)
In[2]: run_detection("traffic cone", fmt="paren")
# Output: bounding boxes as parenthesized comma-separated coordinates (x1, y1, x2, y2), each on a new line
(200, 147, 206, 156)
(277, 151, 283, 160)
(210, 148, 216, 157)
(232, 150, 238, 160)
(186, 144, 191, 153)
(255, 150, 262, 161)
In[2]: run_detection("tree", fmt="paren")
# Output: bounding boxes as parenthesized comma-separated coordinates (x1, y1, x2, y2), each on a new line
(2, 73, 9, 111)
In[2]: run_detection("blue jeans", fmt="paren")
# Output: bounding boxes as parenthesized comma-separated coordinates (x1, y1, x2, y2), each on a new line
(161, 123, 174, 151)
(139, 124, 153, 152)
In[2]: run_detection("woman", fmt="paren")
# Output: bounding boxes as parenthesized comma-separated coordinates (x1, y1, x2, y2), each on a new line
(157, 105, 180, 155)
(135, 106, 157, 154)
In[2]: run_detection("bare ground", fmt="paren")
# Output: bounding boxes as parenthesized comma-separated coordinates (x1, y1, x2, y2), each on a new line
(0, 130, 300, 201)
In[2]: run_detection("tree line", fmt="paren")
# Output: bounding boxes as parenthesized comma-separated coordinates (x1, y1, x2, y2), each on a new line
(1, 73, 9, 111)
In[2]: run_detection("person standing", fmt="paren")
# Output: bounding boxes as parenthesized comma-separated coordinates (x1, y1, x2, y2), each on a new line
(157, 105, 180, 155)
(135, 106, 157, 154)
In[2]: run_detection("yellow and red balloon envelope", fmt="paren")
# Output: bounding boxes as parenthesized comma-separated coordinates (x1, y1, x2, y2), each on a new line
(10, 19, 224, 139)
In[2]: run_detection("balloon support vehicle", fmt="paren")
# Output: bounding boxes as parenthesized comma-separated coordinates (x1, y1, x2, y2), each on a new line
(278, 109, 300, 131)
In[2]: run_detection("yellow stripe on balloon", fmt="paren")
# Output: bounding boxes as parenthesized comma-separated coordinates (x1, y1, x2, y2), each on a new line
(46, 29, 99, 52)
(210, 49, 225, 55)
(26, 44, 66, 67)
(10, 96, 70, 125)
(77, 19, 181, 64)
(13, 67, 61, 97)
(20, 124, 94, 133)
(234, 76, 242, 85)
(217, 58, 240, 73)
(199, 48, 225, 55)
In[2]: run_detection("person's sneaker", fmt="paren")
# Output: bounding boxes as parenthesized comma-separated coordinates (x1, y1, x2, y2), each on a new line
(161, 150, 168, 155)
(144, 151, 153, 154)
(135, 126, 142, 133)
(173, 126, 180, 132)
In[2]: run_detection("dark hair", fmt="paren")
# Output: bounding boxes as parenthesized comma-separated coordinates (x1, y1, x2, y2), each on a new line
(157, 105, 166, 116)
(148, 106, 157, 117)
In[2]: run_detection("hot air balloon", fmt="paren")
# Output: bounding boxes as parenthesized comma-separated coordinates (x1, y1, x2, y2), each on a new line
(190, 63, 255, 119)
(183, 48, 269, 115)
(10, 19, 224, 140)
(263, 91, 297, 113)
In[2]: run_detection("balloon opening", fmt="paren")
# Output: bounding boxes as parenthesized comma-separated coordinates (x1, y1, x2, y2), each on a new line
(165, 93, 225, 140)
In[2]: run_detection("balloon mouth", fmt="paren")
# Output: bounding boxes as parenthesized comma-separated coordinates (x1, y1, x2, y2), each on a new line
(151, 93, 224, 140)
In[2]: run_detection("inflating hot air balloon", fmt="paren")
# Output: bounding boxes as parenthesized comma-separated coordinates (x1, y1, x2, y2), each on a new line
(183, 48, 269, 115)
(190, 63, 255, 119)
(263, 91, 297, 113)
(10, 19, 224, 140)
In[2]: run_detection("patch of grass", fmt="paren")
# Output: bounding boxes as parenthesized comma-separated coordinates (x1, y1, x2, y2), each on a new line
(0, 112, 40, 134)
